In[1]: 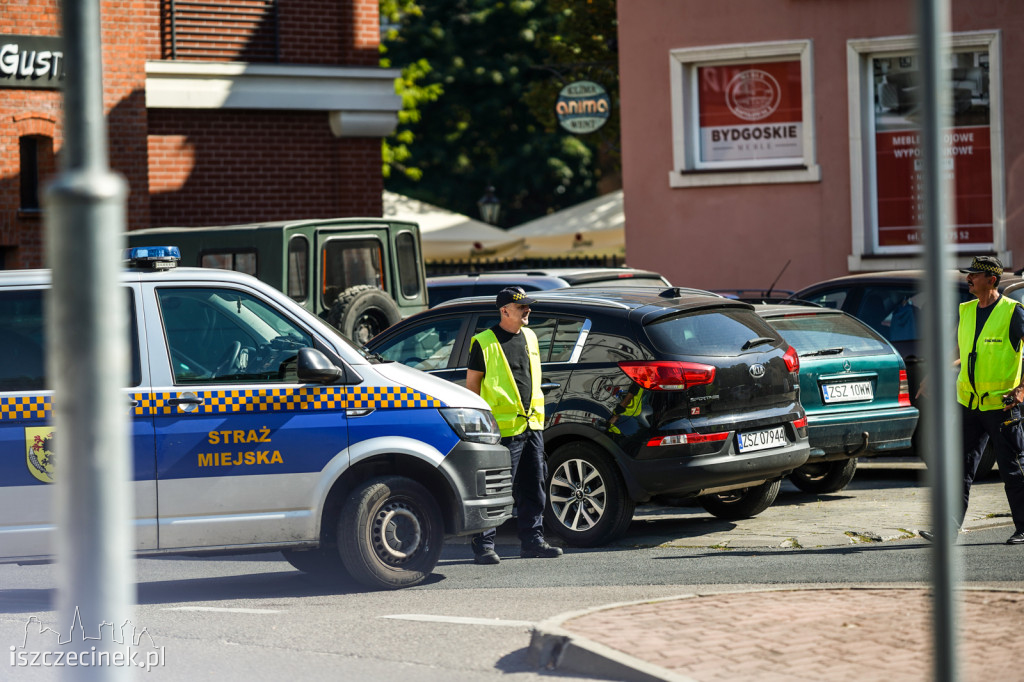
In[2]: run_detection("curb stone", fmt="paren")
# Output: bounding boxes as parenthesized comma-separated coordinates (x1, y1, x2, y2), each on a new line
(529, 596, 701, 682)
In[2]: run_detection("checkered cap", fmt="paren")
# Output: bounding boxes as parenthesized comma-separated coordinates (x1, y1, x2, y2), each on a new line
(496, 286, 537, 308)
(959, 255, 1003, 276)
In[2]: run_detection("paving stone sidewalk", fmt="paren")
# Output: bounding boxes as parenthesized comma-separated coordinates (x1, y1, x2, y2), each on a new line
(532, 587, 1024, 682)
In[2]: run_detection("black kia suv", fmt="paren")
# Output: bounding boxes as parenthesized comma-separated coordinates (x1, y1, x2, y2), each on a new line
(364, 288, 810, 547)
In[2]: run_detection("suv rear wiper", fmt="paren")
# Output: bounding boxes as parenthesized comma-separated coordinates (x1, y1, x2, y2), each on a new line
(741, 336, 775, 350)
(801, 346, 845, 357)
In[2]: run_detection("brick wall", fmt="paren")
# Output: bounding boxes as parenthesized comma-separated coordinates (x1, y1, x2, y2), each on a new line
(148, 110, 382, 225)
(2, 0, 385, 268)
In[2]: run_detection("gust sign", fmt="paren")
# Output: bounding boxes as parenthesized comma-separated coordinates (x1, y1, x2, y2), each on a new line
(0, 35, 65, 89)
(697, 60, 803, 165)
(556, 80, 610, 134)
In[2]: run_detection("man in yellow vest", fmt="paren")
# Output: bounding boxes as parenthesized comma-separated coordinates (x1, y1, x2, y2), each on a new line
(466, 287, 563, 564)
(922, 256, 1024, 545)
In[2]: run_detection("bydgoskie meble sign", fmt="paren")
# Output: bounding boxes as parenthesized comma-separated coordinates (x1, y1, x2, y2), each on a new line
(0, 35, 65, 89)
(556, 80, 610, 134)
(697, 60, 803, 165)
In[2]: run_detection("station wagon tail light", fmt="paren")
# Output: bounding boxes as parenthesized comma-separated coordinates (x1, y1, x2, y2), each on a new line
(793, 416, 807, 430)
(898, 370, 911, 407)
(618, 361, 715, 390)
(646, 432, 730, 447)
(783, 346, 800, 373)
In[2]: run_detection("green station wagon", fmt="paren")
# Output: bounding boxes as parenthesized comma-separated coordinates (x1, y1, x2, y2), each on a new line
(754, 304, 919, 493)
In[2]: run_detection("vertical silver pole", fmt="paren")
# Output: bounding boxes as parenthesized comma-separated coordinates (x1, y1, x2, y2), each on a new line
(917, 1, 961, 681)
(44, 1, 133, 679)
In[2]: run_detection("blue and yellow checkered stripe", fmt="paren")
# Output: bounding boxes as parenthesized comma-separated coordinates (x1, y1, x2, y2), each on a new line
(0, 395, 51, 421)
(133, 386, 443, 416)
(0, 387, 444, 421)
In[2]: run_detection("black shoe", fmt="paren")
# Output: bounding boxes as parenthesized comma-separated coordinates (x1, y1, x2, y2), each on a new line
(473, 548, 500, 565)
(520, 540, 563, 558)
(1006, 530, 1024, 545)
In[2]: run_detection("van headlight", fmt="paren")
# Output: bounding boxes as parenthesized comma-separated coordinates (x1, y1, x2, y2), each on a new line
(441, 408, 501, 445)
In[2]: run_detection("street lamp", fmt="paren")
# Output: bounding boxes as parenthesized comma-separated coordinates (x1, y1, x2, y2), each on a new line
(477, 186, 500, 225)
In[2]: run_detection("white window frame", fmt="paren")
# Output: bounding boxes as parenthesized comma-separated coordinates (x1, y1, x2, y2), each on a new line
(668, 40, 820, 188)
(846, 30, 1007, 271)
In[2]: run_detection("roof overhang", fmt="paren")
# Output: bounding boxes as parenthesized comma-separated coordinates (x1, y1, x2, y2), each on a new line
(144, 61, 401, 137)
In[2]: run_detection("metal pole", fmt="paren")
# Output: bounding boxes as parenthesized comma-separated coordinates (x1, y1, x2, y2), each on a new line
(44, 0, 133, 679)
(916, 1, 961, 680)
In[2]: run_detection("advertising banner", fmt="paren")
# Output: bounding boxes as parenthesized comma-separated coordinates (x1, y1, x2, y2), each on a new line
(872, 52, 992, 249)
(697, 60, 803, 165)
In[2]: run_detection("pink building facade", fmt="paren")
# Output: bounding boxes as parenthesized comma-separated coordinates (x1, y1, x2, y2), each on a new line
(617, 0, 1024, 292)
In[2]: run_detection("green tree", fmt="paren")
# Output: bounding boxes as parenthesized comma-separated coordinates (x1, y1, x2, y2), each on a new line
(381, 0, 599, 227)
(523, 0, 619, 190)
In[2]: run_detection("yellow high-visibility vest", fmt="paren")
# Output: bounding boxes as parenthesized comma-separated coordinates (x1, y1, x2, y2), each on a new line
(471, 327, 544, 436)
(957, 296, 1023, 410)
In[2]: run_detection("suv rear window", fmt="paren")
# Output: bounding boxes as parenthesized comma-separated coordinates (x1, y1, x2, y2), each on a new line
(767, 313, 892, 357)
(645, 309, 780, 355)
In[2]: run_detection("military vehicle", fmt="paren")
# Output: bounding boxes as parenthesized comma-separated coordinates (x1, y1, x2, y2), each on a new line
(128, 218, 428, 344)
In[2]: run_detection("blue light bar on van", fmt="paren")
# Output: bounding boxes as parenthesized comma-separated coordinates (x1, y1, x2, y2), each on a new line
(124, 246, 181, 270)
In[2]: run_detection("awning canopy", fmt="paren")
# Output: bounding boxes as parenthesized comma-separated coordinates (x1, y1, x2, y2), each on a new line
(382, 191, 523, 262)
(506, 190, 625, 258)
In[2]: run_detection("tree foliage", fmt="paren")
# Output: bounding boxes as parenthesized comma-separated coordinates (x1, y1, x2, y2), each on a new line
(381, 0, 609, 227)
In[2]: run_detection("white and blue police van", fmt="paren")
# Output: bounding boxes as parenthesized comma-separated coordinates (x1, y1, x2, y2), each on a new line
(0, 247, 512, 589)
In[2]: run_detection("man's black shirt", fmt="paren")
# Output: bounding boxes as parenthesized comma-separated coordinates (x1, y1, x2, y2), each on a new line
(468, 325, 533, 408)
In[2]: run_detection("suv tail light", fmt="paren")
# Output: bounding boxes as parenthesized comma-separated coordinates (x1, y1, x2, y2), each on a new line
(618, 361, 716, 391)
(647, 432, 730, 447)
(898, 370, 911, 407)
(783, 346, 800, 373)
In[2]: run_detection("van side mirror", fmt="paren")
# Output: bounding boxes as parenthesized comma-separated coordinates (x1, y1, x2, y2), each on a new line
(297, 348, 343, 384)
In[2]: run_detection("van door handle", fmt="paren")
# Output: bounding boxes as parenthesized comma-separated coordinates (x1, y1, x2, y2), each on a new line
(540, 382, 560, 392)
(167, 397, 204, 406)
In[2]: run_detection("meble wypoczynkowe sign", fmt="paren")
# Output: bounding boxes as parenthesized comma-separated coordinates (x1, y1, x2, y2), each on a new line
(0, 35, 65, 89)
(697, 60, 803, 164)
(556, 80, 610, 134)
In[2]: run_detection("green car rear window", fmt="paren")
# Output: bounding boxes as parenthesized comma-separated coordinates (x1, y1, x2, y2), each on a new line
(769, 313, 892, 357)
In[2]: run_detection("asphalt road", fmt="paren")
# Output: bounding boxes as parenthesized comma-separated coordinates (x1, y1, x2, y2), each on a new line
(2, 463, 1021, 681)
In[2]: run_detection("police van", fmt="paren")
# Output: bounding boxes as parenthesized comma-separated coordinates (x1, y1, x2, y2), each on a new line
(0, 247, 512, 590)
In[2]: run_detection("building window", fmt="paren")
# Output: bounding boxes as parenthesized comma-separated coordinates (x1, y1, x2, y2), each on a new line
(846, 31, 1003, 270)
(20, 136, 43, 211)
(668, 40, 820, 188)
(164, 0, 278, 62)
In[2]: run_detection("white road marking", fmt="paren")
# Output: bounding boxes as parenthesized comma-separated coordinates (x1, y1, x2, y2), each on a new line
(383, 614, 534, 627)
(162, 607, 281, 614)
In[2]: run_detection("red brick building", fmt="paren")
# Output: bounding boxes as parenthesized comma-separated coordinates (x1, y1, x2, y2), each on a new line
(1, 1, 398, 269)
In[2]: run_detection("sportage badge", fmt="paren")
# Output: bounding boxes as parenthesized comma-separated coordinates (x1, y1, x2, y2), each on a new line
(749, 364, 766, 378)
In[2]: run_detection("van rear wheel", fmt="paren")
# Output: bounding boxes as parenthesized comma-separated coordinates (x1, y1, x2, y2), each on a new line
(338, 476, 443, 590)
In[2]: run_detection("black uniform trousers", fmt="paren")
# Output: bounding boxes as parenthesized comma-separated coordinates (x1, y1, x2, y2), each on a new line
(473, 428, 547, 551)
(961, 403, 1024, 532)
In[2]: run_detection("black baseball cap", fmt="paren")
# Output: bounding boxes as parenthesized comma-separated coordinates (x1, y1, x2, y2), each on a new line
(495, 286, 537, 308)
(959, 255, 1003, 276)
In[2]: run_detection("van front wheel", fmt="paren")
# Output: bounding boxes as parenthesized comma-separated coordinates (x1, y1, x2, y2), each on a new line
(338, 476, 443, 590)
